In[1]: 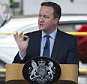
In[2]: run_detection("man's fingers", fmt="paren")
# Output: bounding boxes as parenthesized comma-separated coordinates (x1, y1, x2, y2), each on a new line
(19, 32, 23, 38)
(23, 35, 29, 41)
(14, 32, 29, 42)
(14, 32, 18, 40)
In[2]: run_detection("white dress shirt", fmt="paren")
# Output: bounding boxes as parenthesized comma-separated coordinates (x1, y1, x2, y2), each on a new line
(40, 29, 57, 57)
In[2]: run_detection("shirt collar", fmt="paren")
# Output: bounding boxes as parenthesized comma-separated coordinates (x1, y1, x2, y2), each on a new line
(42, 29, 57, 40)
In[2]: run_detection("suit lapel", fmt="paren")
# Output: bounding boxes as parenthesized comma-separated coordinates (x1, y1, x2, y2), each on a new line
(24, 31, 42, 61)
(33, 31, 42, 57)
(51, 30, 63, 61)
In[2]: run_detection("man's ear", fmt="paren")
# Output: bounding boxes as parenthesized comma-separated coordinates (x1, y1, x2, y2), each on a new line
(54, 18, 59, 24)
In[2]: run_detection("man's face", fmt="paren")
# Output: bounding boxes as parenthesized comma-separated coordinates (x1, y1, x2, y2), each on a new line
(38, 6, 58, 33)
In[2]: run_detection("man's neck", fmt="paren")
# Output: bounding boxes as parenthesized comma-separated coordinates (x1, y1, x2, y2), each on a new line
(43, 27, 57, 34)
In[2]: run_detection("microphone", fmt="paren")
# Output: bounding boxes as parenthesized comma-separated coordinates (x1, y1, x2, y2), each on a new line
(0, 19, 7, 27)
(0, 3, 12, 28)
(0, 14, 12, 28)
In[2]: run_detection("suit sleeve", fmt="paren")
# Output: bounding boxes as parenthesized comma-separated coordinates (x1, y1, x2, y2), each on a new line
(13, 52, 25, 63)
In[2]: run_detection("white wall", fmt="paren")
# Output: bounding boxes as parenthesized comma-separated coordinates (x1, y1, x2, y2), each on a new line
(55, 0, 87, 14)
(0, 0, 9, 4)
(0, 0, 87, 15)
(23, 0, 87, 15)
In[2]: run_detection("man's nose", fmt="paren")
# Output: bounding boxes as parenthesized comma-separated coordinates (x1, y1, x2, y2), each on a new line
(39, 18, 44, 23)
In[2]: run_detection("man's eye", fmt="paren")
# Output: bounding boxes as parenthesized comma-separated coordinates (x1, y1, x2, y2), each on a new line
(39, 15, 49, 18)
(43, 15, 49, 18)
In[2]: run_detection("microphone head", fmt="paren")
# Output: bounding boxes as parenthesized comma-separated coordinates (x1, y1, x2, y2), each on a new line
(0, 3, 12, 28)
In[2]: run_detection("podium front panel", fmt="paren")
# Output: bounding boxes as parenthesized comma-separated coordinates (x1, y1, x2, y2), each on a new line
(6, 64, 78, 84)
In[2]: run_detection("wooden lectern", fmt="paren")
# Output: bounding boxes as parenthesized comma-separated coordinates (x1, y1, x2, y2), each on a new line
(6, 64, 78, 84)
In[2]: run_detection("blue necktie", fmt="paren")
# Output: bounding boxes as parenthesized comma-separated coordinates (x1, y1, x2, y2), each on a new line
(43, 35, 50, 58)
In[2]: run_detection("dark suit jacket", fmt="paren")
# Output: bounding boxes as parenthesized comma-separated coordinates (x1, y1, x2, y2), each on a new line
(13, 29, 78, 64)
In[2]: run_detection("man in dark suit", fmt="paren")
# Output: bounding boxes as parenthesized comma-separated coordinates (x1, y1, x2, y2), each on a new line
(13, 2, 78, 64)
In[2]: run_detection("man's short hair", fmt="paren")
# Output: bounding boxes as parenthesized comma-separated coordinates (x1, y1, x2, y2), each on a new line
(41, 2, 61, 19)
